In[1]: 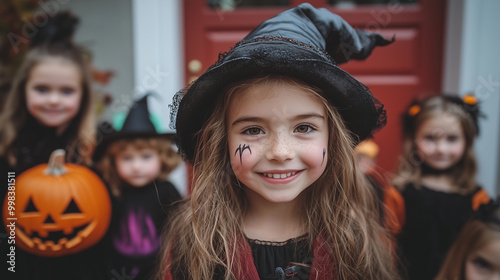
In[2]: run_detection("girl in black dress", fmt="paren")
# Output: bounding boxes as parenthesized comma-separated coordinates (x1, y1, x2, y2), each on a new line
(394, 94, 490, 280)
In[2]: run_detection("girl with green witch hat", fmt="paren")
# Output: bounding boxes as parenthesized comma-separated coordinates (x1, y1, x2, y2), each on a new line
(94, 94, 182, 279)
(158, 3, 399, 280)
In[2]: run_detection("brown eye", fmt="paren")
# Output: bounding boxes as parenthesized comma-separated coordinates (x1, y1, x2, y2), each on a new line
(295, 125, 312, 133)
(244, 127, 263, 135)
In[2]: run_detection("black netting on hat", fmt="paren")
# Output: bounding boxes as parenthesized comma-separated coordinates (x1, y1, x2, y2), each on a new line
(169, 88, 185, 131)
(369, 93, 387, 138)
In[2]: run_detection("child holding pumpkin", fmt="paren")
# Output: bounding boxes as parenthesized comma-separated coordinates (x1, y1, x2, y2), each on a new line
(0, 12, 108, 279)
(393, 94, 490, 280)
(94, 94, 182, 279)
(157, 4, 400, 280)
(2, 149, 112, 279)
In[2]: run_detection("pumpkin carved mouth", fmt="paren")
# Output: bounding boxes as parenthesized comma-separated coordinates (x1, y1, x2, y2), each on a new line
(18, 222, 91, 244)
(16, 220, 98, 251)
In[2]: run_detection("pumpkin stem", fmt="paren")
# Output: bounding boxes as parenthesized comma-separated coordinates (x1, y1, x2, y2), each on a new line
(45, 149, 68, 176)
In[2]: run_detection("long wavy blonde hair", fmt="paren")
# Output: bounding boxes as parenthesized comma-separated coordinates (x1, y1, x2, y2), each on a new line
(0, 44, 95, 167)
(157, 75, 399, 279)
(392, 96, 478, 194)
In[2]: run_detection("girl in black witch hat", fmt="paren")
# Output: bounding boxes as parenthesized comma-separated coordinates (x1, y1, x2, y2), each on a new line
(394, 94, 490, 280)
(158, 3, 399, 280)
(94, 95, 182, 279)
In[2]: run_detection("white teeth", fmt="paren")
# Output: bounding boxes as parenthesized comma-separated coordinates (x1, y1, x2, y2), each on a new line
(263, 172, 297, 179)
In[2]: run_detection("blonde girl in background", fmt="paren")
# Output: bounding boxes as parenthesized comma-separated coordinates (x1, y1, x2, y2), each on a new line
(394, 94, 490, 280)
(0, 12, 95, 173)
(435, 200, 500, 280)
(157, 4, 400, 280)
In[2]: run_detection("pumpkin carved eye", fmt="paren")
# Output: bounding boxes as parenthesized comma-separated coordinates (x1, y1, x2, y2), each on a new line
(24, 197, 38, 213)
(63, 199, 82, 214)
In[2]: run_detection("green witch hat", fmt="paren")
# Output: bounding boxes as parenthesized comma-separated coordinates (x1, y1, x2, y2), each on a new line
(93, 93, 173, 161)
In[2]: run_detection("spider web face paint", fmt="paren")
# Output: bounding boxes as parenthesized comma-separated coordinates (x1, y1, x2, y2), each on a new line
(234, 144, 252, 164)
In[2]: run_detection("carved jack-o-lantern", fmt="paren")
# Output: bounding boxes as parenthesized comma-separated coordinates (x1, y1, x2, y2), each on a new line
(2, 149, 111, 257)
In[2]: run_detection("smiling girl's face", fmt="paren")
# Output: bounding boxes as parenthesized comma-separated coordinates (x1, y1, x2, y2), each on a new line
(25, 59, 83, 133)
(415, 113, 466, 171)
(227, 82, 329, 205)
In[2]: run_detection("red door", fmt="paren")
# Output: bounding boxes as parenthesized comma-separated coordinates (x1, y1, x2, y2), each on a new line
(183, 0, 446, 182)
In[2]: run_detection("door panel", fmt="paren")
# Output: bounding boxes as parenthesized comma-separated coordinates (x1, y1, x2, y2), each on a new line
(367, 83, 419, 177)
(342, 28, 419, 74)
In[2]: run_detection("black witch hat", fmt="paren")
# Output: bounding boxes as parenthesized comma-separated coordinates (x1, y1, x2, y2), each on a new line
(93, 94, 172, 161)
(30, 11, 79, 48)
(171, 3, 394, 162)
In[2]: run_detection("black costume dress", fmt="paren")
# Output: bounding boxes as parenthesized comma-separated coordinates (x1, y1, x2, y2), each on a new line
(398, 183, 488, 280)
(0, 119, 109, 279)
(106, 181, 181, 280)
(248, 234, 312, 280)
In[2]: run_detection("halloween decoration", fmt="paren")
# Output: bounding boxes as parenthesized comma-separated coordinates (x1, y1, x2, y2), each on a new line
(2, 149, 111, 257)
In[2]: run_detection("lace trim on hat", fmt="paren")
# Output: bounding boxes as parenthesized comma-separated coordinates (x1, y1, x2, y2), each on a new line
(214, 36, 337, 67)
